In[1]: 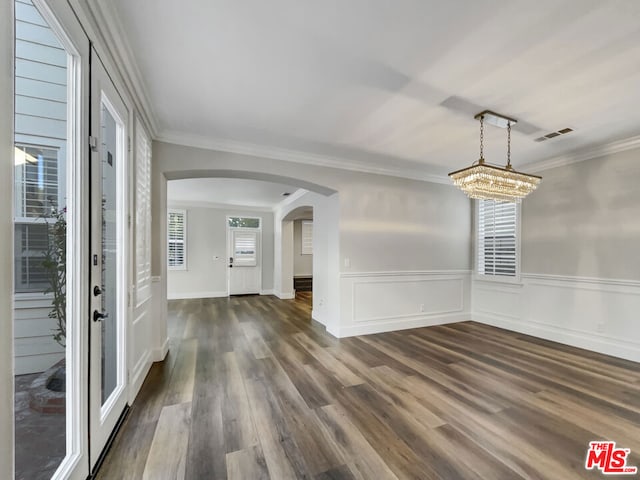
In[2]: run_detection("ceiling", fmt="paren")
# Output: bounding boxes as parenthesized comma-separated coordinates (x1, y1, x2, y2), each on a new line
(107, 0, 640, 177)
(167, 178, 298, 208)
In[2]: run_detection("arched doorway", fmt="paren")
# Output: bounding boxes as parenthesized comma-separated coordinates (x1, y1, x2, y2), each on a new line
(153, 168, 340, 346)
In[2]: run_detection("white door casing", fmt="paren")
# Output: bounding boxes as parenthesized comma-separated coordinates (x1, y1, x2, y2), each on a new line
(88, 48, 129, 469)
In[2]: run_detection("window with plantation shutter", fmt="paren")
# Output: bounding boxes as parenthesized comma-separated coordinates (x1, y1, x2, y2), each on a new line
(301, 220, 313, 255)
(14, 145, 61, 293)
(168, 209, 186, 270)
(135, 125, 152, 302)
(477, 200, 519, 277)
(233, 231, 257, 266)
(14, 222, 50, 292)
(15, 145, 60, 218)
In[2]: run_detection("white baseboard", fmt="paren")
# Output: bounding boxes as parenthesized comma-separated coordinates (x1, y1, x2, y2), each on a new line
(473, 312, 640, 363)
(167, 290, 228, 300)
(152, 337, 170, 362)
(333, 312, 470, 338)
(275, 291, 295, 300)
(311, 309, 328, 327)
(472, 273, 640, 363)
(130, 350, 152, 403)
(260, 289, 275, 296)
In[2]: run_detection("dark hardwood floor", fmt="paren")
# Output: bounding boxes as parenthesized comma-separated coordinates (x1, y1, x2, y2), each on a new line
(97, 295, 640, 480)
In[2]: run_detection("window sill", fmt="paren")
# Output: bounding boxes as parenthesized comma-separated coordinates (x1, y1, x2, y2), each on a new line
(14, 292, 54, 300)
(473, 274, 524, 287)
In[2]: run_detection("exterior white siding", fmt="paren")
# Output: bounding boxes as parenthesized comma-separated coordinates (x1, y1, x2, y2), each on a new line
(14, 0, 67, 374)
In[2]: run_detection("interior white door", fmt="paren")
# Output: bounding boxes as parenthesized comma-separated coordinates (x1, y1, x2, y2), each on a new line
(228, 229, 261, 295)
(89, 48, 129, 469)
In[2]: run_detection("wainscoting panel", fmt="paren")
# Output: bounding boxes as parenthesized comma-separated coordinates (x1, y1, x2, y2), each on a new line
(336, 271, 471, 337)
(472, 274, 640, 363)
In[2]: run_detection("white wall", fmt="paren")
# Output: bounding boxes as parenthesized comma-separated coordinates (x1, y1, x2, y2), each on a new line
(293, 219, 313, 277)
(167, 204, 274, 299)
(472, 148, 640, 362)
(0, 1, 15, 476)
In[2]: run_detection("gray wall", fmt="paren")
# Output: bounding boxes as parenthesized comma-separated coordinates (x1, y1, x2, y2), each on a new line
(167, 205, 274, 297)
(339, 176, 471, 272)
(152, 141, 472, 277)
(522, 148, 640, 280)
(293, 219, 313, 277)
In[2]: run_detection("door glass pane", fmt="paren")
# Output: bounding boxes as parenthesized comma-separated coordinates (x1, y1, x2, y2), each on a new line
(100, 102, 118, 405)
(13, 0, 69, 477)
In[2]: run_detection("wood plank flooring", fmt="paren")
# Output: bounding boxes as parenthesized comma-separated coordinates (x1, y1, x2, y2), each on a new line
(97, 294, 640, 480)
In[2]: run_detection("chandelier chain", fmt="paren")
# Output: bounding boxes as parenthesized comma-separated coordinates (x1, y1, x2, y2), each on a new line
(507, 121, 512, 168)
(479, 115, 484, 159)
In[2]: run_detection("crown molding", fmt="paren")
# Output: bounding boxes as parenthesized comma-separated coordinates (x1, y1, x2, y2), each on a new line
(78, 0, 160, 137)
(523, 134, 640, 173)
(157, 130, 451, 185)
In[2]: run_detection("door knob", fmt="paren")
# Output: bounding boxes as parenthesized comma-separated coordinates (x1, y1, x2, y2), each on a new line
(93, 310, 109, 322)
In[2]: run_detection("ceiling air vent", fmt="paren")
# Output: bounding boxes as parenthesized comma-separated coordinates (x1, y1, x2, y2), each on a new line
(534, 127, 573, 142)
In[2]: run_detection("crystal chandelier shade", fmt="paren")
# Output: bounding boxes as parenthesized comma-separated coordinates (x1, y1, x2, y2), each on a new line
(449, 111, 541, 203)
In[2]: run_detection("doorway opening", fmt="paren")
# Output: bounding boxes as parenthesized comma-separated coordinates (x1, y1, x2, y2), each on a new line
(284, 207, 314, 305)
(163, 172, 339, 335)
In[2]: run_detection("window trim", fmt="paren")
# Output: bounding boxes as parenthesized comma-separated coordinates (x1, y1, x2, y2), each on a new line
(167, 208, 187, 271)
(474, 199, 522, 285)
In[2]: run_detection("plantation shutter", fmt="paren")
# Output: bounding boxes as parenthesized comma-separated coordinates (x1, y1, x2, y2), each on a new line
(301, 220, 313, 255)
(135, 125, 152, 301)
(477, 200, 518, 277)
(233, 231, 257, 266)
(168, 210, 186, 269)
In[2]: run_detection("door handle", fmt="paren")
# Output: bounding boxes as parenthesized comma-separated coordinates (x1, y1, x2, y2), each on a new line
(93, 310, 109, 322)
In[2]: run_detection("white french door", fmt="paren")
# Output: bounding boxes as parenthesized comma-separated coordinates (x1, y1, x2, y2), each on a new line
(228, 228, 261, 295)
(89, 48, 129, 469)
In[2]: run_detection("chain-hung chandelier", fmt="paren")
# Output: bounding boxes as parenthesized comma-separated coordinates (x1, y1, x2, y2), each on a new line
(448, 111, 542, 202)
